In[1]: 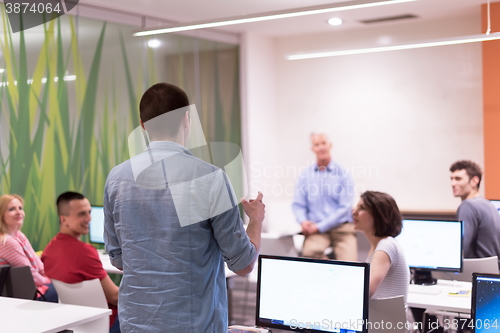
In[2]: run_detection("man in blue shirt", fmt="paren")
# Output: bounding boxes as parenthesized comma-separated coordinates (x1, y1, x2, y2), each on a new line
(292, 133, 356, 260)
(104, 83, 265, 333)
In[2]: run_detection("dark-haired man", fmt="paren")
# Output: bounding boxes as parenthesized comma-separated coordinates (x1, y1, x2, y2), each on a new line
(104, 83, 264, 332)
(42, 191, 120, 331)
(450, 160, 500, 268)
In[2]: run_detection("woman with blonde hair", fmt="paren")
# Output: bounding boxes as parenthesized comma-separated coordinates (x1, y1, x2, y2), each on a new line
(0, 194, 57, 302)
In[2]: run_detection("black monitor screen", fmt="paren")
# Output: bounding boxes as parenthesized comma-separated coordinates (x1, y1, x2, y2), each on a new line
(256, 255, 369, 333)
(89, 206, 105, 244)
(472, 273, 500, 332)
(396, 219, 463, 272)
(490, 200, 500, 215)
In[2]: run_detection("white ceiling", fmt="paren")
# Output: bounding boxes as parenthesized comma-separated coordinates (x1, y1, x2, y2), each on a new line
(79, 0, 487, 37)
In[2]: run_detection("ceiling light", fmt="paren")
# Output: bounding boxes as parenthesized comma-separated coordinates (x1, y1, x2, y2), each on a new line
(328, 18, 343, 26)
(147, 39, 161, 48)
(134, 0, 417, 36)
(286, 32, 500, 60)
(0, 69, 5, 73)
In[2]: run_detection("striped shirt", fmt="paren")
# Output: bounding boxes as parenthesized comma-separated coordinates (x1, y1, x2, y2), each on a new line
(0, 231, 51, 292)
(367, 237, 410, 303)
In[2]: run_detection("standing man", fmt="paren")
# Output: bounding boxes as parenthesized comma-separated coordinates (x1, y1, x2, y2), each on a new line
(292, 132, 357, 260)
(104, 83, 264, 333)
(42, 191, 120, 331)
(450, 160, 500, 268)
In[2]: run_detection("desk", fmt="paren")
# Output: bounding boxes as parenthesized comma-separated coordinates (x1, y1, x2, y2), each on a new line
(260, 232, 298, 257)
(98, 250, 122, 274)
(0, 296, 111, 333)
(407, 280, 472, 314)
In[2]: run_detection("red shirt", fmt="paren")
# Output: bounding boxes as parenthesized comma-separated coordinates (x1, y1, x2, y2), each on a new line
(42, 233, 117, 325)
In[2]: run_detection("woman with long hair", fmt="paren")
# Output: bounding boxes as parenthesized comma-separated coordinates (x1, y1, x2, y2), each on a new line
(352, 191, 410, 301)
(0, 194, 57, 302)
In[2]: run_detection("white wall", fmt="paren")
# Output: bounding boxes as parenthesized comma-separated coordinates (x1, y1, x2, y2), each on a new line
(241, 16, 484, 231)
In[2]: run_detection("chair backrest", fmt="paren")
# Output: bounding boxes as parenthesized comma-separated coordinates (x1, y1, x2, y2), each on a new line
(433, 256, 499, 282)
(0, 265, 11, 295)
(368, 295, 407, 333)
(1, 266, 38, 300)
(51, 278, 108, 309)
(51, 279, 110, 333)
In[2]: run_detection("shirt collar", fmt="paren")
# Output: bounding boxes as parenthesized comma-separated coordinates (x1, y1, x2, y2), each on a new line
(147, 141, 193, 156)
(314, 160, 336, 172)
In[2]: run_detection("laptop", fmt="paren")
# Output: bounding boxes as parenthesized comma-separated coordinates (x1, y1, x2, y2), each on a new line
(471, 273, 500, 332)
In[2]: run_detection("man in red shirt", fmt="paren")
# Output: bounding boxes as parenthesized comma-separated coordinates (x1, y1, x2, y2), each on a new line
(42, 191, 120, 332)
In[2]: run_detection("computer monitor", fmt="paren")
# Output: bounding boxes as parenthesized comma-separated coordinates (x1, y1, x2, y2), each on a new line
(396, 219, 463, 284)
(471, 273, 500, 332)
(256, 255, 369, 333)
(89, 206, 105, 244)
(489, 200, 500, 215)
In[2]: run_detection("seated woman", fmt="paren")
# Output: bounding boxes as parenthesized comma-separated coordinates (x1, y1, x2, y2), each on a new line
(352, 191, 410, 302)
(0, 194, 57, 302)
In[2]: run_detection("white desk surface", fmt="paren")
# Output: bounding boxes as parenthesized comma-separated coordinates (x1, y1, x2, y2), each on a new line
(407, 279, 472, 314)
(97, 250, 123, 275)
(0, 296, 111, 333)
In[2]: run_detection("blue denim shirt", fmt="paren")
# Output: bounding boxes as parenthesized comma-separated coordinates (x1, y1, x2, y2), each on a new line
(292, 160, 354, 233)
(104, 141, 256, 333)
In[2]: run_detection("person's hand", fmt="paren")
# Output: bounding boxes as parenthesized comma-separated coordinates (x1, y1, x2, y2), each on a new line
(242, 192, 265, 223)
(301, 220, 319, 236)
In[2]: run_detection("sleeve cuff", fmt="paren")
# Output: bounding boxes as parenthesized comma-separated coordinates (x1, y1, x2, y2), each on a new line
(109, 251, 123, 270)
(317, 220, 342, 233)
(226, 242, 257, 272)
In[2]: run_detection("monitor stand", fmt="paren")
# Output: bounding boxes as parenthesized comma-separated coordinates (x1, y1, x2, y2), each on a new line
(413, 270, 437, 285)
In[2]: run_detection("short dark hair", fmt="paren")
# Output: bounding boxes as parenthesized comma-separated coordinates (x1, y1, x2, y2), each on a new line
(57, 191, 86, 216)
(139, 83, 190, 138)
(449, 160, 482, 189)
(360, 191, 402, 238)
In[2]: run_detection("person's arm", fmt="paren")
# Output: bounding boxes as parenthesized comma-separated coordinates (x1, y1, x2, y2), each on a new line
(292, 172, 319, 236)
(315, 173, 354, 233)
(103, 180, 123, 270)
(235, 192, 265, 276)
(1, 236, 50, 286)
(369, 250, 392, 297)
(100, 275, 119, 306)
(457, 201, 477, 256)
(210, 170, 264, 277)
(292, 173, 309, 224)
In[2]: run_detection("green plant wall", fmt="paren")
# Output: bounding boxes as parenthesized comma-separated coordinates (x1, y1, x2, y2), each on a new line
(0, 9, 241, 250)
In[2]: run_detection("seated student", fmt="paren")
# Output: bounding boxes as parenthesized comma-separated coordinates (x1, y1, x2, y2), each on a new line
(41, 191, 120, 333)
(352, 191, 410, 302)
(0, 194, 58, 302)
(450, 160, 500, 269)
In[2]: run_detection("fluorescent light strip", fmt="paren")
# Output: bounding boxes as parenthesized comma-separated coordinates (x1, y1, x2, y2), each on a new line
(287, 32, 500, 60)
(0, 75, 77, 86)
(134, 0, 416, 36)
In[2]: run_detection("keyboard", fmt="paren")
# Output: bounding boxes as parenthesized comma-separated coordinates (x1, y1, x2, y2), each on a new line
(409, 284, 443, 295)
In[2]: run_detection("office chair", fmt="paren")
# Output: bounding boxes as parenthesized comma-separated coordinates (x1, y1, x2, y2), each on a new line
(1, 266, 38, 300)
(433, 256, 499, 282)
(369, 295, 407, 333)
(0, 264, 11, 296)
(51, 278, 109, 333)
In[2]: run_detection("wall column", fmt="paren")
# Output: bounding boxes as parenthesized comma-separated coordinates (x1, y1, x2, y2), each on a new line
(482, 2, 500, 198)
